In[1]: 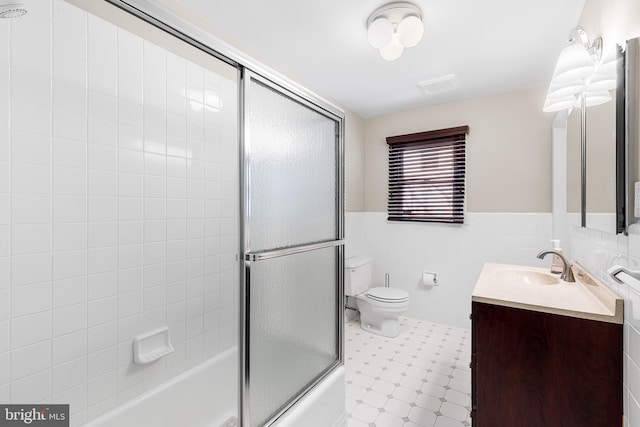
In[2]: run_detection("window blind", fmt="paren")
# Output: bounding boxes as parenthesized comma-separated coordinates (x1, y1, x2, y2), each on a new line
(387, 126, 468, 224)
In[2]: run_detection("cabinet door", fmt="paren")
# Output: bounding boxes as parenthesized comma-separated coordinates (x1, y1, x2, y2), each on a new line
(472, 302, 622, 427)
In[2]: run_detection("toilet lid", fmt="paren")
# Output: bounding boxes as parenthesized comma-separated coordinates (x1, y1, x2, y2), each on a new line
(365, 287, 409, 303)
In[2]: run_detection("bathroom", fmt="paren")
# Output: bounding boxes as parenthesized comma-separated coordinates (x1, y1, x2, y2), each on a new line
(0, 0, 639, 426)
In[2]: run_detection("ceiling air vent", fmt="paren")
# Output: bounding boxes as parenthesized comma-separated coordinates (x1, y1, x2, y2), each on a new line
(417, 74, 458, 96)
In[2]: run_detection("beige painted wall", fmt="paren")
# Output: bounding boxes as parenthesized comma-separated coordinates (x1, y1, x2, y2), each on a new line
(579, 0, 640, 49)
(566, 99, 617, 214)
(569, 0, 640, 215)
(363, 87, 553, 212)
(344, 111, 366, 212)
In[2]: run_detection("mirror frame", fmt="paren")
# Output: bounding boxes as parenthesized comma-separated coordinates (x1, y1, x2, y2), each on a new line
(626, 37, 640, 233)
(615, 43, 625, 234)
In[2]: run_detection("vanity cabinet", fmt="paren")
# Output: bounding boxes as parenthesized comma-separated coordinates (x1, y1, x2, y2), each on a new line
(470, 301, 622, 427)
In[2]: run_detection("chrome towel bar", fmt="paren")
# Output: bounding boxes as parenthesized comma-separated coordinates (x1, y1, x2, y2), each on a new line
(608, 265, 640, 285)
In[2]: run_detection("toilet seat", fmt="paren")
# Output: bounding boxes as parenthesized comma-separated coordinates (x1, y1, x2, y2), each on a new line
(365, 287, 409, 303)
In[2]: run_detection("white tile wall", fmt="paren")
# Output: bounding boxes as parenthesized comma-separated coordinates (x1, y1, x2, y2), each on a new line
(0, 0, 238, 424)
(345, 212, 553, 328)
(568, 226, 640, 427)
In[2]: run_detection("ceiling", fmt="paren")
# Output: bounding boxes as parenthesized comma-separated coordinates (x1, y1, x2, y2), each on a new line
(166, 0, 585, 118)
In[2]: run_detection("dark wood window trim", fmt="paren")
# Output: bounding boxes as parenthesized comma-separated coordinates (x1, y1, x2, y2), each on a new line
(387, 125, 468, 224)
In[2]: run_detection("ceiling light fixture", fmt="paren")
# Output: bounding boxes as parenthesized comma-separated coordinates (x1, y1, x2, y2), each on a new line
(543, 27, 616, 112)
(367, 2, 424, 61)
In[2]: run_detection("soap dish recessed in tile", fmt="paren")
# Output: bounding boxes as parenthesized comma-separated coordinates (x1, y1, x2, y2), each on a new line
(133, 327, 174, 364)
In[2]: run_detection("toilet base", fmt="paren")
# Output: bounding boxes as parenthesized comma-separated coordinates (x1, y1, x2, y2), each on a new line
(358, 312, 401, 338)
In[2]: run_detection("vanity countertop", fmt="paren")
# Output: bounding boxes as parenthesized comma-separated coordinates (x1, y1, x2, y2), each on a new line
(472, 262, 623, 324)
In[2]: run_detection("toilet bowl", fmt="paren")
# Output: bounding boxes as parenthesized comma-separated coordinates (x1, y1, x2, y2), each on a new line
(345, 257, 410, 338)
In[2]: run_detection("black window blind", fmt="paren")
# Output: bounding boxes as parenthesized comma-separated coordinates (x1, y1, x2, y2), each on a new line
(387, 126, 468, 224)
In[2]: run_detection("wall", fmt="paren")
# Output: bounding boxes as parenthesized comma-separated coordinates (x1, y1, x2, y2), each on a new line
(567, 1, 640, 426)
(364, 86, 554, 213)
(579, 0, 640, 50)
(344, 112, 365, 212)
(344, 86, 556, 328)
(144, 0, 369, 215)
(569, 227, 638, 426)
(0, 1, 238, 424)
(346, 212, 553, 328)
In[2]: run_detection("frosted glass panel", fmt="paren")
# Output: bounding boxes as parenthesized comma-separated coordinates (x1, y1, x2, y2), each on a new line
(249, 247, 338, 427)
(248, 80, 337, 251)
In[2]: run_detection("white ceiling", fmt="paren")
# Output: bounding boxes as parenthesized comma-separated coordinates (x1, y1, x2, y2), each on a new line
(169, 0, 585, 118)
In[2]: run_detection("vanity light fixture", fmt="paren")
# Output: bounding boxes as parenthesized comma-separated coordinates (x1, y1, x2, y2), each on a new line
(543, 27, 617, 112)
(367, 2, 424, 61)
(542, 27, 620, 228)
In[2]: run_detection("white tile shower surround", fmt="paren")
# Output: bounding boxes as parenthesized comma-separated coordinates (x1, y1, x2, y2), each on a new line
(345, 317, 471, 427)
(0, 1, 239, 425)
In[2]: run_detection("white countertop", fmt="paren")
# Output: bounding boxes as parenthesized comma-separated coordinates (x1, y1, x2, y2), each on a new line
(472, 262, 623, 324)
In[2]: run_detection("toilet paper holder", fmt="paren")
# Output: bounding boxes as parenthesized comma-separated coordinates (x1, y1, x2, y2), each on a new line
(422, 271, 438, 285)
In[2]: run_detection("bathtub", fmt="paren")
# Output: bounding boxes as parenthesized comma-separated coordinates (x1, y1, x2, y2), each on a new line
(82, 347, 346, 427)
(83, 347, 238, 427)
(272, 366, 347, 427)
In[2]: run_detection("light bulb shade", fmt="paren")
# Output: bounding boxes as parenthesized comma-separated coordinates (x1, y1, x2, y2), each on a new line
(368, 17, 393, 49)
(577, 91, 612, 107)
(588, 49, 618, 91)
(547, 80, 585, 98)
(552, 43, 595, 83)
(397, 15, 424, 48)
(380, 35, 404, 61)
(596, 46, 618, 75)
(587, 72, 617, 91)
(543, 95, 577, 112)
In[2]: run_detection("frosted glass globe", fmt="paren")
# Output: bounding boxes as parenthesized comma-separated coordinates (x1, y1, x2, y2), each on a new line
(380, 36, 404, 61)
(368, 17, 393, 49)
(397, 15, 424, 48)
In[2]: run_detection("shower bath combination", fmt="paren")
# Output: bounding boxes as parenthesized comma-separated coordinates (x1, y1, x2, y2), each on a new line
(0, 0, 346, 426)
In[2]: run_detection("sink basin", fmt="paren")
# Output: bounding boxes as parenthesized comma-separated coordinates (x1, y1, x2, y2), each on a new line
(494, 269, 561, 286)
(473, 262, 623, 324)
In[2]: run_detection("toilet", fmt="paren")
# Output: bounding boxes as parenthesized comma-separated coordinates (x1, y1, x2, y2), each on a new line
(345, 256, 410, 338)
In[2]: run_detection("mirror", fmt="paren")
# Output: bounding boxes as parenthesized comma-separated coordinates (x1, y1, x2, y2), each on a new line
(626, 37, 640, 233)
(566, 45, 624, 234)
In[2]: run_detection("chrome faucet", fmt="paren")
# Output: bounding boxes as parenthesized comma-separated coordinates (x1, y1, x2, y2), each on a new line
(536, 250, 575, 282)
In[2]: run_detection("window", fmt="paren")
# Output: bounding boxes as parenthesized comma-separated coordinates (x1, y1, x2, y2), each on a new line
(387, 126, 468, 224)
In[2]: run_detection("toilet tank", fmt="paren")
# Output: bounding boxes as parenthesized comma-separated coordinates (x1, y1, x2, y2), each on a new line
(344, 256, 372, 296)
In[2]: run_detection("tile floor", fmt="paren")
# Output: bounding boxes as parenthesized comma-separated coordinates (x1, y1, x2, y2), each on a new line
(345, 317, 472, 427)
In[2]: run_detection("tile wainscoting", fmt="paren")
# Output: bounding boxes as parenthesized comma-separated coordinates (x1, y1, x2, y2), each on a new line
(570, 225, 640, 427)
(345, 212, 553, 328)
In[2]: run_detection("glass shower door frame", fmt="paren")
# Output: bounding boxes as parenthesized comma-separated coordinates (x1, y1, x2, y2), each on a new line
(239, 69, 345, 427)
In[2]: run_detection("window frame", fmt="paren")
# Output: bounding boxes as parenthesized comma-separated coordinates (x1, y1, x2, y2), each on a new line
(387, 125, 469, 224)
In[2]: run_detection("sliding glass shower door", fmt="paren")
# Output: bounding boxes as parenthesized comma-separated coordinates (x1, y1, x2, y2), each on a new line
(241, 71, 344, 427)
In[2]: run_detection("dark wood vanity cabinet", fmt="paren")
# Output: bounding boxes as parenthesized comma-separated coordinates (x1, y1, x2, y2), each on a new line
(471, 301, 622, 427)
